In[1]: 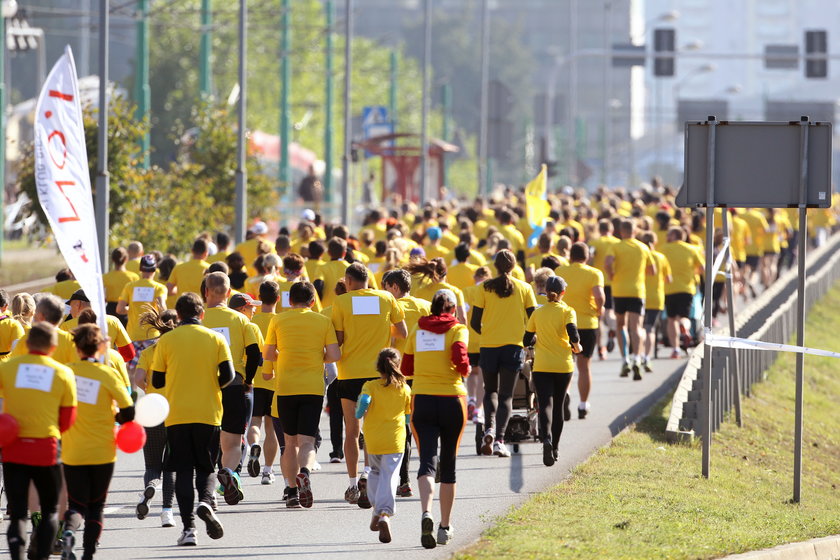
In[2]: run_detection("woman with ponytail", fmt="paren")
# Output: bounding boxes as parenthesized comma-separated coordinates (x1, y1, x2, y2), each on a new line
(401, 289, 470, 549)
(405, 258, 467, 323)
(470, 249, 538, 458)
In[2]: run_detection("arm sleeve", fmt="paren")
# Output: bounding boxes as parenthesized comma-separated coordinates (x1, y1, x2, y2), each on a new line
(114, 406, 136, 424)
(244, 343, 262, 385)
(470, 307, 484, 334)
(118, 343, 136, 363)
(152, 370, 166, 389)
(400, 353, 415, 377)
(450, 341, 470, 376)
(218, 360, 236, 388)
(355, 393, 371, 419)
(59, 406, 77, 433)
(566, 323, 580, 344)
(523, 331, 536, 347)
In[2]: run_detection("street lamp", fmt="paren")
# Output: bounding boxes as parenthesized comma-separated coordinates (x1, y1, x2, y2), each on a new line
(0, 0, 18, 263)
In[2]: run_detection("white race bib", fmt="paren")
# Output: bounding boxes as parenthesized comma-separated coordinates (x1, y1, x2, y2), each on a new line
(368, 263, 380, 273)
(352, 296, 381, 315)
(75, 376, 101, 405)
(281, 291, 291, 308)
(416, 330, 445, 352)
(211, 327, 231, 346)
(133, 287, 155, 302)
(15, 364, 55, 392)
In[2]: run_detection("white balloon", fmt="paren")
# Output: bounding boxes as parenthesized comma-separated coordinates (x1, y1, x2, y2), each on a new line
(135, 393, 170, 427)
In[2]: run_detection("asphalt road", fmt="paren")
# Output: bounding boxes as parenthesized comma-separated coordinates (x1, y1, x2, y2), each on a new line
(53, 352, 687, 560)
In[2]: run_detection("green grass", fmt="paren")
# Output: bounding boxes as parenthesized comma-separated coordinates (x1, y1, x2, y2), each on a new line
(456, 286, 840, 560)
(0, 243, 65, 287)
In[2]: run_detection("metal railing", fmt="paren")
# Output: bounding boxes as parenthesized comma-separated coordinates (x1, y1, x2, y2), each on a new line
(665, 231, 840, 442)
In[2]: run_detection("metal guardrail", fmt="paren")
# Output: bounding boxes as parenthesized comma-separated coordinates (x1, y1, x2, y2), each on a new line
(665, 231, 840, 442)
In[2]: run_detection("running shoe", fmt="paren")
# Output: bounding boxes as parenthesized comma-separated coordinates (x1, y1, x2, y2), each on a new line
(421, 512, 436, 549)
(473, 408, 485, 425)
(286, 487, 301, 509)
(578, 404, 589, 420)
(176, 529, 197, 546)
(217, 468, 243, 506)
(210, 494, 218, 512)
(396, 483, 413, 497)
(467, 399, 476, 421)
(282, 486, 291, 502)
(643, 360, 653, 373)
(160, 509, 175, 528)
(311, 461, 322, 472)
(329, 455, 342, 464)
(247, 444, 261, 478)
(606, 330, 616, 352)
(60, 529, 75, 560)
(135, 483, 155, 520)
(296, 472, 313, 509)
(679, 324, 692, 350)
(344, 484, 360, 505)
(620, 363, 631, 377)
(542, 440, 555, 467)
(632, 362, 643, 381)
(670, 349, 681, 359)
(370, 513, 380, 532)
(261, 471, 275, 485)
(493, 441, 511, 458)
(436, 524, 454, 545)
(357, 474, 371, 509)
(196, 502, 224, 540)
(379, 514, 392, 544)
(480, 431, 494, 456)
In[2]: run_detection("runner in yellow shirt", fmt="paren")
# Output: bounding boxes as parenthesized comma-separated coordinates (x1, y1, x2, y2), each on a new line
(44, 269, 81, 300)
(447, 244, 479, 293)
(589, 219, 620, 358)
(407, 258, 467, 323)
(659, 226, 705, 358)
(316, 238, 351, 309)
(166, 238, 210, 298)
(102, 247, 138, 322)
(423, 227, 452, 262)
(639, 232, 672, 371)
(61, 289, 136, 366)
(11, 295, 78, 364)
(0, 289, 25, 362)
(207, 232, 232, 264)
(126, 241, 145, 275)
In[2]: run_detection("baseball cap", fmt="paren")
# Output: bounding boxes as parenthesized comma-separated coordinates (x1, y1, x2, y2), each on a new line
(546, 275, 567, 294)
(67, 289, 89, 303)
(139, 254, 157, 272)
(229, 293, 262, 309)
(435, 288, 458, 307)
(301, 208, 316, 221)
(251, 221, 269, 235)
(409, 247, 426, 259)
(426, 226, 442, 241)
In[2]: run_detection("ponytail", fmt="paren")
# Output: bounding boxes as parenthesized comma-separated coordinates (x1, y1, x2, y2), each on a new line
(484, 249, 515, 298)
(140, 307, 178, 336)
(376, 348, 406, 387)
(405, 257, 447, 283)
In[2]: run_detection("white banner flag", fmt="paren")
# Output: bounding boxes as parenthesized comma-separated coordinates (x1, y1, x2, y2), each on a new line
(33, 46, 107, 337)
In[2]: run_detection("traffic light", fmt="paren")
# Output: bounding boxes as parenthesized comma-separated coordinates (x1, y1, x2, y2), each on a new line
(805, 30, 828, 78)
(653, 28, 675, 77)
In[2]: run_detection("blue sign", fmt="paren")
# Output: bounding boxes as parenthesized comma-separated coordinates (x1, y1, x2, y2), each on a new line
(362, 106, 393, 158)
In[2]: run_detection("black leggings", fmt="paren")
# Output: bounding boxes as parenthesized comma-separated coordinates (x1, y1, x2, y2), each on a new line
(480, 345, 524, 441)
(64, 462, 115, 558)
(399, 424, 412, 486)
(3, 462, 61, 560)
(142, 423, 174, 508)
(532, 372, 574, 450)
(326, 381, 343, 456)
(411, 395, 467, 484)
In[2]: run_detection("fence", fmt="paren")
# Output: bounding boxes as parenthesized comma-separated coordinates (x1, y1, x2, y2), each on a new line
(665, 231, 840, 442)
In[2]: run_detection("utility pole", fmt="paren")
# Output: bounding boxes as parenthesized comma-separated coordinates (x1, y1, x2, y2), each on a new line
(389, 49, 398, 131)
(567, 0, 578, 186)
(135, 0, 150, 169)
(280, 0, 291, 195)
(477, 0, 489, 197)
(199, 0, 212, 98)
(341, 0, 352, 226)
(441, 83, 451, 188)
(95, 0, 110, 269)
(324, 0, 334, 203)
(234, 0, 247, 243)
(419, 0, 432, 205)
(0, 3, 8, 263)
(602, 0, 611, 186)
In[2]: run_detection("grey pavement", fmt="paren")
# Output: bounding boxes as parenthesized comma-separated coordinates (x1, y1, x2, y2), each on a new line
(71, 353, 688, 560)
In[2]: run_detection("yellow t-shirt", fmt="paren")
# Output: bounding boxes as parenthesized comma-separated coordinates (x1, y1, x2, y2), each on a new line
(265, 308, 337, 396)
(413, 280, 465, 310)
(473, 277, 538, 348)
(207, 250, 231, 264)
(526, 301, 576, 373)
(659, 241, 704, 296)
(119, 278, 168, 341)
(107, 348, 131, 390)
(126, 259, 141, 275)
(742, 209, 769, 257)
(61, 314, 132, 350)
(463, 285, 482, 353)
(404, 323, 469, 396)
(0, 354, 77, 439)
(168, 259, 210, 296)
(11, 327, 76, 364)
(424, 244, 452, 262)
(525, 252, 566, 273)
(102, 269, 139, 303)
(360, 379, 412, 455)
(0, 316, 25, 360)
(554, 262, 603, 330)
(251, 311, 277, 391)
(45, 280, 81, 300)
(316, 260, 350, 309)
(499, 224, 526, 254)
(446, 262, 478, 293)
(276, 279, 323, 314)
(332, 289, 405, 380)
(730, 215, 750, 263)
(394, 296, 431, 356)
(151, 324, 232, 427)
(234, 238, 270, 277)
(645, 251, 671, 311)
(202, 307, 260, 377)
(138, 344, 160, 395)
(63, 360, 134, 466)
(589, 235, 620, 287)
(607, 239, 654, 299)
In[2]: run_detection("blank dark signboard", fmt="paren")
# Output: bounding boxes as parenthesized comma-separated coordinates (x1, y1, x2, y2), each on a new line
(681, 121, 832, 208)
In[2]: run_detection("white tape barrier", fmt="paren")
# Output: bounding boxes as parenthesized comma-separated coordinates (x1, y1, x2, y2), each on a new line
(705, 331, 840, 359)
(710, 237, 731, 279)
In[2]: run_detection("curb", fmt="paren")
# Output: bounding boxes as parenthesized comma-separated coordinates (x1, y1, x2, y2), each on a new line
(718, 535, 840, 560)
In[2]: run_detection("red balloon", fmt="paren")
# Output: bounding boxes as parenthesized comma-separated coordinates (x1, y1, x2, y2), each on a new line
(116, 421, 146, 453)
(0, 413, 19, 447)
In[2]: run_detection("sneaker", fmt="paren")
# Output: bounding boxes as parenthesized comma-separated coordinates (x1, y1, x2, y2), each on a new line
(480, 431, 494, 456)
(286, 487, 301, 509)
(282, 486, 291, 502)
(160, 509, 175, 528)
(311, 461, 322, 472)
(329, 456, 342, 464)
(296, 472, 313, 509)
(176, 529, 197, 546)
(598, 346, 607, 360)
(606, 330, 616, 352)
(344, 484, 360, 505)
(542, 440, 555, 467)
(60, 529, 75, 560)
(396, 483, 413, 497)
(215, 483, 225, 496)
(378, 514, 392, 543)
(209, 494, 218, 512)
(578, 404, 589, 420)
(261, 471, 275, 485)
(643, 360, 653, 373)
(136, 483, 155, 520)
(217, 468, 243, 506)
(679, 324, 693, 349)
(620, 363, 631, 377)
(53, 520, 65, 555)
(493, 441, 511, 458)
(421, 512, 436, 549)
(370, 513, 380, 532)
(670, 349, 681, 359)
(474, 408, 485, 425)
(467, 400, 476, 421)
(632, 362, 643, 381)
(357, 475, 371, 509)
(195, 502, 224, 540)
(247, 444, 261, 478)
(436, 524, 454, 546)
(563, 393, 571, 422)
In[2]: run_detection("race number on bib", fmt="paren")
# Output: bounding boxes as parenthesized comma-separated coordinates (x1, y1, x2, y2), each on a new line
(133, 287, 155, 302)
(352, 296, 380, 315)
(211, 327, 231, 346)
(75, 376, 101, 405)
(15, 364, 55, 392)
(416, 330, 445, 352)
(281, 291, 291, 308)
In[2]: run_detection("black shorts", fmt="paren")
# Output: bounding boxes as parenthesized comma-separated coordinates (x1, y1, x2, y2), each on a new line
(165, 423, 221, 473)
(276, 395, 323, 437)
(252, 387, 274, 417)
(468, 352, 480, 367)
(643, 309, 661, 331)
(613, 297, 644, 315)
(745, 255, 760, 269)
(221, 383, 252, 435)
(479, 345, 525, 375)
(665, 293, 693, 319)
(603, 285, 614, 310)
(577, 328, 597, 359)
(336, 377, 377, 402)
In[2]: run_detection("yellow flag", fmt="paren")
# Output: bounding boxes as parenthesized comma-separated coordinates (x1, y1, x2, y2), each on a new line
(525, 164, 550, 228)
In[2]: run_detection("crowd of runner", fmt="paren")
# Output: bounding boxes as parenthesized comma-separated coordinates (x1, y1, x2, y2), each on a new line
(0, 184, 837, 558)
